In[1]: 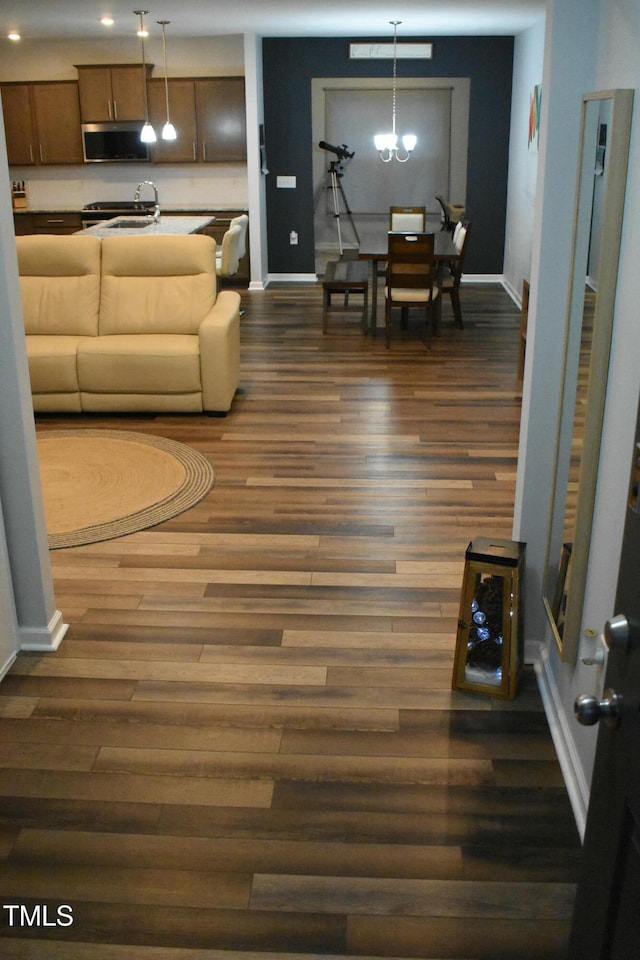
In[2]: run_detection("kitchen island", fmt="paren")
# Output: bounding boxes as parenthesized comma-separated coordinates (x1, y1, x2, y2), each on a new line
(77, 215, 214, 237)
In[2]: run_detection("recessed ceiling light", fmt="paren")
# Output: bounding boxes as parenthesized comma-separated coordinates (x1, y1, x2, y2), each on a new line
(100, 16, 114, 27)
(8, 31, 21, 41)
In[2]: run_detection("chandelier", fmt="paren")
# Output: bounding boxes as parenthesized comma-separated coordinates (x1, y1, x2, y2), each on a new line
(374, 21, 417, 163)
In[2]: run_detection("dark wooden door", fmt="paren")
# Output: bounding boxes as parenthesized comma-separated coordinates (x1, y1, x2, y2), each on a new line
(568, 397, 640, 958)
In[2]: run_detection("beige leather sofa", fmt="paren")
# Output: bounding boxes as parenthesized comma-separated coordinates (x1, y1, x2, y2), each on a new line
(17, 233, 241, 414)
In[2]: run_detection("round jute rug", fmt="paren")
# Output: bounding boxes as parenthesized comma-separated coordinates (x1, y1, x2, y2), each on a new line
(37, 429, 215, 549)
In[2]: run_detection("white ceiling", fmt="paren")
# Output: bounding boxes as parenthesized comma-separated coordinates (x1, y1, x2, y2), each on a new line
(2, 0, 546, 42)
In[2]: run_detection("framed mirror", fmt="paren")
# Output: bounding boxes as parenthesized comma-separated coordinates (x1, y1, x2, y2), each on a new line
(543, 89, 633, 662)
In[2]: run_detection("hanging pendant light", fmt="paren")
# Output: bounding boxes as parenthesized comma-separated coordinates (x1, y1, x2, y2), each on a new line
(374, 21, 417, 163)
(157, 20, 177, 140)
(134, 10, 156, 143)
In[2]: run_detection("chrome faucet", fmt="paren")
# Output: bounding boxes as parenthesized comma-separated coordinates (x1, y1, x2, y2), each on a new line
(134, 180, 161, 222)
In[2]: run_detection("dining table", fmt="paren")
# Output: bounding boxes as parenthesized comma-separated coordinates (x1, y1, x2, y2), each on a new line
(352, 218, 461, 334)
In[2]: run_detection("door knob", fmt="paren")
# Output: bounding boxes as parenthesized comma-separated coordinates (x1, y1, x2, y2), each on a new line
(574, 689, 621, 728)
(604, 614, 631, 653)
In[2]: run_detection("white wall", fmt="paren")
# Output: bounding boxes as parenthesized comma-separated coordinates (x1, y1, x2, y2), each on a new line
(515, 0, 640, 836)
(503, 18, 545, 302)
(0, 36, 245, 81)
(0, 104, 67, 654)
(566, 0, 640, 815)
(0, 499, 20, 680)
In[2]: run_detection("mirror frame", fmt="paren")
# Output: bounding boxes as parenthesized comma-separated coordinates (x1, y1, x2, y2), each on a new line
(543, 89, 634, 663)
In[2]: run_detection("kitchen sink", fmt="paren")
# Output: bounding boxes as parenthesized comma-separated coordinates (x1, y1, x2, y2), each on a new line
(107, 219, 155, 229)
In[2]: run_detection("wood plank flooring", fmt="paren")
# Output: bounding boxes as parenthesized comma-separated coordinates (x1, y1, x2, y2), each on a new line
(0, 283, 581, 959)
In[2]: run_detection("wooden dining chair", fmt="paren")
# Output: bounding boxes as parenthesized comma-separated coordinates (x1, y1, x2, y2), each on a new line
(379, 208, 427, 286)
(384, 231, 439, 348)
(389, 205, 426, 232)
(435, 195, 466, 232)
(440, 220, 471, 328)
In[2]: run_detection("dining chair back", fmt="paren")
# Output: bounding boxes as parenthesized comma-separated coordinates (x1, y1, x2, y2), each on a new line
(389, 205, 426, 232)
(384, 231, 439, 348)
(441, 220, 472, 328)
(435, 195, 453, 230)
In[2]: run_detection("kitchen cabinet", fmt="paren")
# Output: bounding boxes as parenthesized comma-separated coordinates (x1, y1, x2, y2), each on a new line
(33, 213, 83, 234)
(13, 214, 35, 236)
(195, 78, 246, 163)
(14, 213, 83, 235)
(1, 85, 33, 166)
(147, 79, 198, 163)
(76, 65, 149, 122)
(1, 82, 83, 165)
(148, 77, 246, 164)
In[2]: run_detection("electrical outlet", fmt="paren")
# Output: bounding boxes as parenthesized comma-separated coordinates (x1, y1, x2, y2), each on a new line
(289, 231, 298, 245)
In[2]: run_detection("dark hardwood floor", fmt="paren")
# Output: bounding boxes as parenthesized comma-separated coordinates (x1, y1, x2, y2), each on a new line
(0, 282, 581, 958)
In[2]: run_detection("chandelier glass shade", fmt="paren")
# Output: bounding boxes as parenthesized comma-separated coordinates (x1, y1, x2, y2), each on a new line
(374, 21, 417, 163)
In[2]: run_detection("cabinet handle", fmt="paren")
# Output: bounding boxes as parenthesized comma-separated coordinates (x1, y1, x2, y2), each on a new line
(39, 144, 44, 163)
(202, 142, 207, 161)
(29, 144, 34, 163)
(193, 141, 197, 160)
(107, 100, 112, 120)
(113, 100, 118, 120)
(45, 219, 65, 224)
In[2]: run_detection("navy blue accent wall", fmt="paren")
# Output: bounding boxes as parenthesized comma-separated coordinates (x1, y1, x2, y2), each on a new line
(263, 36, 514, 275)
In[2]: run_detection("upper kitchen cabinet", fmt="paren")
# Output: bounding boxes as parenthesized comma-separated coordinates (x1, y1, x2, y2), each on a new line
(1, 82, 83, 165)
(147, 79, 198, 163)
(147, 77, 246, 164)
(76, 65, 149, 121)
(195, 78, 246, 163)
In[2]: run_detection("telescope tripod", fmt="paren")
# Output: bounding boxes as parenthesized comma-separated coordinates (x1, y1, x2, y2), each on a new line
(315, 161, 360, 256)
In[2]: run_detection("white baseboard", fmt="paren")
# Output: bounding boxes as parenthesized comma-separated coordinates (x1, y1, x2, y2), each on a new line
(248, 280, 267, 291)
(461, 273, 503, 284)
(19, 608, 68, 652)
(266, 273, 319, 284)
(0, 650, 16, 682)
(265, 273, 507, 287)
(535, 644, 589, 840)
(501, 276, 523, 308)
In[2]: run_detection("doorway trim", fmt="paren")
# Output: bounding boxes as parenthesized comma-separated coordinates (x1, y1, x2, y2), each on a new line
(311, 76, 470, 220)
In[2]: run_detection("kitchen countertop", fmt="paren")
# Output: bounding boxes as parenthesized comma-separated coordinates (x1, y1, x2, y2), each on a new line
(77, 215, 215, 237)
(13, 206, 247, 215)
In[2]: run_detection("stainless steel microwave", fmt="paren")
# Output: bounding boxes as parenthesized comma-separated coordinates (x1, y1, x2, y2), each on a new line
(81, 122, 150, 162)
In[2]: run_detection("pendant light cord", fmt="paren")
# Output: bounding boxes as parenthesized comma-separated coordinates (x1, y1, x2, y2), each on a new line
(158, 21, 171, 125)
(391, 20, 398, 138)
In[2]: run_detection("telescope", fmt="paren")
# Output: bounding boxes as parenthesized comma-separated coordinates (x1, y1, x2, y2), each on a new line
(318, 141, 354, 161)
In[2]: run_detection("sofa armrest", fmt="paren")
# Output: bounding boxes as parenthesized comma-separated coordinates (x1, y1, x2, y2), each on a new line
(198, 290, 241, 413)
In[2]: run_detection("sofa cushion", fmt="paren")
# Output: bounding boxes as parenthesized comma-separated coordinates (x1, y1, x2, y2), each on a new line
(77, 334, 202, 395)
(26, 335, 89, 393)
(99, 235, 217, 336)
(16, 235, 101, 337)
